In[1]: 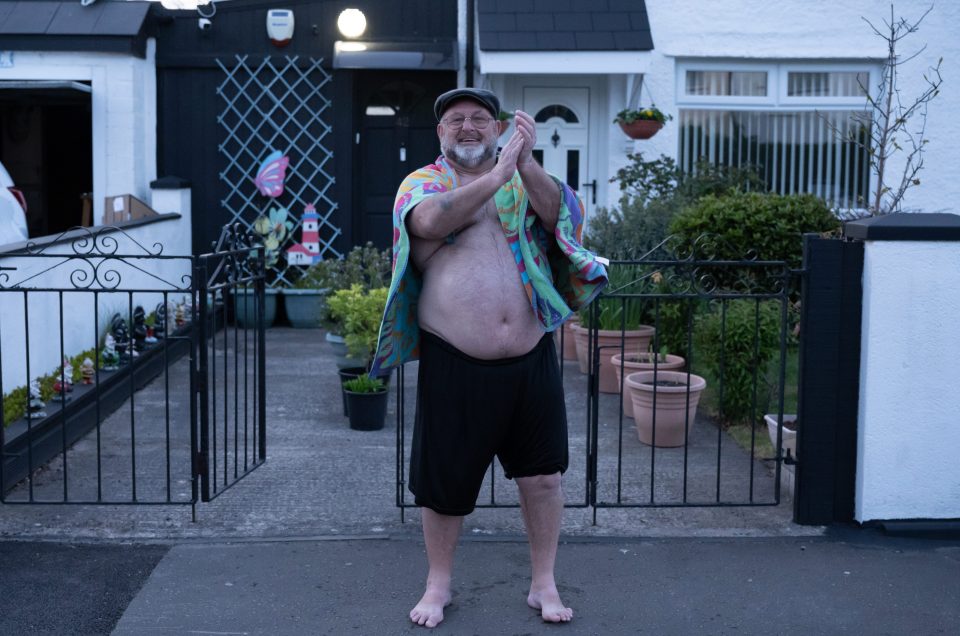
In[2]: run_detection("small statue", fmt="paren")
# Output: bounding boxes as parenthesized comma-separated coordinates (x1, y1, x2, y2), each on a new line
(53, 357, 74, 395)
(109, 313, 132, 364)
(101, 334, 120, 371)
(81, 357, 95, 384)
(144, 325, 157, 345)
(175, 303, 185, 328)
(25, 378, 47, 419)
(132, 306, 147, 352)
(154, 302, 167, 340)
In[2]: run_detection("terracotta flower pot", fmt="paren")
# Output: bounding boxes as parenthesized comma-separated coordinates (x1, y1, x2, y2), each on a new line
(554, 319, 579, 362)
(573, 325, 656, 391)
(618, 119, 663, 140)
(611, 352, 686, 417)
(626, 370, 707, 447)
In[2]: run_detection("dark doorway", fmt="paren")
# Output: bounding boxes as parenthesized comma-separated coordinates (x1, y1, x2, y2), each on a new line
(0, 89, 92, 238)
(353, 71, 455, 250)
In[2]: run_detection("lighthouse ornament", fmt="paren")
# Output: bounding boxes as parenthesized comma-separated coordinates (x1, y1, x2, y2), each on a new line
(285, 203, 323, 265)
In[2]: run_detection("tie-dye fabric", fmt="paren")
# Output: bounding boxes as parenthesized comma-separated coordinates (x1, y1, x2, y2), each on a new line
(369, 155, 607, 377)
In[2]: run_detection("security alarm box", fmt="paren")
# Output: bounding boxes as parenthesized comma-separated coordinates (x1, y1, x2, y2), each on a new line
(267, 9, 295, 47)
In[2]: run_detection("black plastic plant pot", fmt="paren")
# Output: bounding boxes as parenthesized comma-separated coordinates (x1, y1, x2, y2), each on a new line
(338, 366, 367, 416)
(344, 389, 388, 431)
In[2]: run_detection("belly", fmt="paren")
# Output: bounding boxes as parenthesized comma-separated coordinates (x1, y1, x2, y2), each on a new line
(416, 228, 544, 359)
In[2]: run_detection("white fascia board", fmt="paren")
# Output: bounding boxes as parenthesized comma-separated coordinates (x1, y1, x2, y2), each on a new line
(479, 50, 652, 74)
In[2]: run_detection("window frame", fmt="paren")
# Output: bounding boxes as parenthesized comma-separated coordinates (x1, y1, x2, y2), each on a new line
(676, 60, 879, 111)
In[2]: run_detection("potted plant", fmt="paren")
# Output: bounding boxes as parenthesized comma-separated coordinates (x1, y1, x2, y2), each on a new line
(625, 370, 707, 447)
(573, 264, 656, 392)
(611, 348, 686, 417)
(764, 413, 799, 460)
(328, 284, 391, 416)
(614, 106, 672, 140)
(342, 373, 388, 431)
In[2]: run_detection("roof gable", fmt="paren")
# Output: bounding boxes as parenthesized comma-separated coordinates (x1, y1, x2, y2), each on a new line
(477, 0, 653, 52)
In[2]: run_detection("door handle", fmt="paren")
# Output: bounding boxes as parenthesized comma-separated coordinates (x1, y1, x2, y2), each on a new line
(582, 179, 597, 204)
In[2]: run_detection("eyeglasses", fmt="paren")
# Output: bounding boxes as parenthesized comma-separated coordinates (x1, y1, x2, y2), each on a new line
(441, 115, 494, 130)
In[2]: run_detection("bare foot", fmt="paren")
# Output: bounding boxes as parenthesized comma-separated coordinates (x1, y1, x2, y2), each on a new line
(410, 584, 451, 629)
(528, 585, 573, 623)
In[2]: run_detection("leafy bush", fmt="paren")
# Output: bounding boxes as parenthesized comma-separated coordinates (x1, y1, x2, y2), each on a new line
(669, 191, 840, 268)
(327, 285, 389, 365)
(695, 299, 782, 423)
(293, 243, 391, 291)
(585, 154, 766, 260)
(342, 373, 386, 393)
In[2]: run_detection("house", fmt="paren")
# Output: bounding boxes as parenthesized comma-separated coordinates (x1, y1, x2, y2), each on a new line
(1, 0, 955, 263)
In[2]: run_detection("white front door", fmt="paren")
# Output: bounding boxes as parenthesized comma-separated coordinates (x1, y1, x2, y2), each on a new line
(522, 87, 593, 216)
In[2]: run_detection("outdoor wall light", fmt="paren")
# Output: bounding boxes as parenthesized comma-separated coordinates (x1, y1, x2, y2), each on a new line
(337, 8, 366, 39)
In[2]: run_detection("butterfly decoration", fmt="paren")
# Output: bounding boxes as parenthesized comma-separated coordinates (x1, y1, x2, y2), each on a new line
(253, 150, 289, 198)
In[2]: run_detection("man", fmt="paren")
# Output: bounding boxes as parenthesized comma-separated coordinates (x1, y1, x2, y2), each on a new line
(370, 87, 606, 628)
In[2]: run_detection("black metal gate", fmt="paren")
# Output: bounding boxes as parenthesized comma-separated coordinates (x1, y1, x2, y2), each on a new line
(395, 237, 797, 518)
(0, 224, 267, 514)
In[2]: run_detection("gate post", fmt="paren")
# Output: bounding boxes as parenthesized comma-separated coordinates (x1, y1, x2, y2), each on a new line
(195, 257, 211, 502)
(794, 234, 863, 524)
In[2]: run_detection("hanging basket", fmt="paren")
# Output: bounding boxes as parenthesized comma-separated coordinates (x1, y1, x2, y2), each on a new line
(618, 120, 663, 140)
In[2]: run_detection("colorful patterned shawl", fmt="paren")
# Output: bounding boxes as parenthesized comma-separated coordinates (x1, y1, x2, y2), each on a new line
(369, 155, 607, 377)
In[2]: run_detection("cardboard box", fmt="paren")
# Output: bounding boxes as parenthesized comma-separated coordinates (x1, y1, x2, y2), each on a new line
(102, 194, 157, 225)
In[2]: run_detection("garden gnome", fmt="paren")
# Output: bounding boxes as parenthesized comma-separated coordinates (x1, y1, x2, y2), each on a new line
(154, 302, 167, 340)
(110, 313, 131, 364)
(25, 379, 47, 419)
(132, 306, 147, 352)
(53, 357, 74, 394)
(175, 303, 185, 328)
(101, 334, 120, 371)
(81, 358, 95, 384)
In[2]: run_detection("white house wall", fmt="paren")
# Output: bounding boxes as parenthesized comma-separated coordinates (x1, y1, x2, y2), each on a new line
(855, 240, 960, 521)
(477, 1, 959, 216)
(636, 0, 959, 214)
(0, 43, 159, 227)
(0, 218, 192, 398)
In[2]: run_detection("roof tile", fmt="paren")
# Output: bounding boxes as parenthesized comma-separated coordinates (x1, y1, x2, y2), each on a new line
(497, 31, 538, 50)
(592, 12, 631, 32)
(536, 32, 577, 50)
(575, 32, 614, 50)
(554, 12, 591, 31)
(478, 12, 517, 32)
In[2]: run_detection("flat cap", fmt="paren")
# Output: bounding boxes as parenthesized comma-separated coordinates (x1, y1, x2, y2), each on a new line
(433, 88, 501, 121)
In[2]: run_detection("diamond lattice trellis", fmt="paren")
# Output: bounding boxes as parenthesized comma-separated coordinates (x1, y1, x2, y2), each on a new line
(216, 55, 341, 288)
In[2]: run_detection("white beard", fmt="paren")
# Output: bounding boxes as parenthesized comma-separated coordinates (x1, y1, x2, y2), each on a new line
(441, 137, 496, 168)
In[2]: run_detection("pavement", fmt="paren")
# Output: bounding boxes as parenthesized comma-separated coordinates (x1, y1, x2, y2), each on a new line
(0, 328, 958, 635)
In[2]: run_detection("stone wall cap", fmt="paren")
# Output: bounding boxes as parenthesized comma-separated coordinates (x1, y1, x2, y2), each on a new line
(844, 212, 960, 241)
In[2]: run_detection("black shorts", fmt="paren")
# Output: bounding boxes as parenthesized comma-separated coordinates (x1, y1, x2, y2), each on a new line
(409, 329, 569, 516)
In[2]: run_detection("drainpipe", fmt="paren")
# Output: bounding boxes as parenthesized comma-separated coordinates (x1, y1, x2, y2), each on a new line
(465, 0, 475, 87)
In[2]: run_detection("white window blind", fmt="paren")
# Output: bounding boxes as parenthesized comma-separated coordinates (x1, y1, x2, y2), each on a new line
(678, 109, 871, 209)
(685, 71, 768, 97)
(787, 72, 868, 97)
(677, 66, 874, 210)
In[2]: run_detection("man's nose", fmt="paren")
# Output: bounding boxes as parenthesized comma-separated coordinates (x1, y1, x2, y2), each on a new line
(461, 117, 478, 131)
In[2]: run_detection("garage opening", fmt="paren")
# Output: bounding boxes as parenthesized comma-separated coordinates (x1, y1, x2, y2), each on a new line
(0, 81, 93, 239)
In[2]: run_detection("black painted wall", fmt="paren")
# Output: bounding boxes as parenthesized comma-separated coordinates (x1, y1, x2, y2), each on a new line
(152, 0, 457, 254)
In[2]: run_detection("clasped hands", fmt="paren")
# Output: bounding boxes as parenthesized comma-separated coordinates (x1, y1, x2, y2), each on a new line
(494, 110, 538, 184)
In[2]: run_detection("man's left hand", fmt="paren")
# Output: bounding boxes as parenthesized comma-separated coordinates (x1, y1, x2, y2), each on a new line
(514, 110, 537, 167)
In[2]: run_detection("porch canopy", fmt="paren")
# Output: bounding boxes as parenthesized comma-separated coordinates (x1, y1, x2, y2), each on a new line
(477, 0, 653, 74)
(0, 0, 152, 58)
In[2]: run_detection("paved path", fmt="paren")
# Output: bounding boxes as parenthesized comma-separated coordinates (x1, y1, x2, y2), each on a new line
(1, 329, 958, 634)
(0, 328, 808, 541)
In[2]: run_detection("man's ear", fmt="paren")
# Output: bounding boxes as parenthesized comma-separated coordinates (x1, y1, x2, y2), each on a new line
(437, 122, 444, 139)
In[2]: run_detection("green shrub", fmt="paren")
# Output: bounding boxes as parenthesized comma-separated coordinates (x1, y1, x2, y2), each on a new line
(293, 243, 391, 291)
(342, 373, 386, 393)
(695, 299, 782, 424)
(668, 191, 839, 268)
(586, 153, 766, 260)
(327, 285, 389, 365)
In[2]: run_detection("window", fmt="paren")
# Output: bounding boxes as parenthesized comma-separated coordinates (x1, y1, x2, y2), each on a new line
(676, 63, 875, 209)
